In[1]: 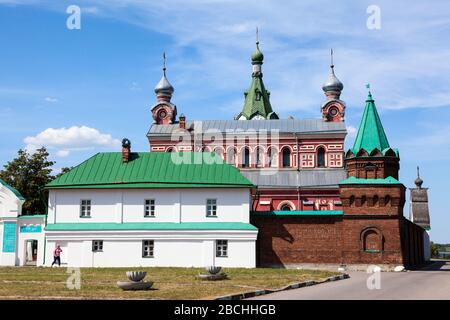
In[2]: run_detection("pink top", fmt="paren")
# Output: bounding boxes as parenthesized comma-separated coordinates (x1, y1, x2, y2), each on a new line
(53, 247, 62, 257)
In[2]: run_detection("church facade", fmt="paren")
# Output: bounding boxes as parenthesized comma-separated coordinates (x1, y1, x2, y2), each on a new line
(147, 40, 430, 268)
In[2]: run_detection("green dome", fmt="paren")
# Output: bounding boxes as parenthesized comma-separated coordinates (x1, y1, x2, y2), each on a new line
(251, 43, 264, 63)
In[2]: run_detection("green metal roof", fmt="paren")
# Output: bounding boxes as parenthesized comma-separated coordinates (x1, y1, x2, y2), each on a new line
(46, 152, 253, 189)
(45, 222, 257, 231)
(351, 92, 391, 155)
(339, 176, 402, 185)
(0, 178, 25, 200)
(252, 210, 344, 216)
(18, 214, 47, 219)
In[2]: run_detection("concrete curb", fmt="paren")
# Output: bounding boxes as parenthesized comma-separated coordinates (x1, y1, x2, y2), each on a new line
(215, 273, 350, 300)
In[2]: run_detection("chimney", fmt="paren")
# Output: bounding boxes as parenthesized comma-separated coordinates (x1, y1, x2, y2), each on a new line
(121, 138, 131, 162)
(179, 113, 186, 129)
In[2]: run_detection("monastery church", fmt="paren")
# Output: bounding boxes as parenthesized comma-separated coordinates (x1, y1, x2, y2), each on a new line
(0, 39, 430, 268)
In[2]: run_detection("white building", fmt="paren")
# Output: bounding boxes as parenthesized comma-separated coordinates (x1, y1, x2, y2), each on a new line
(0, 179, 45, 266)
(43, 149, 258, 268)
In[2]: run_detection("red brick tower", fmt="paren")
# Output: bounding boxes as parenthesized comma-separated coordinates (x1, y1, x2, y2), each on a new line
(339, 89, 407, 265)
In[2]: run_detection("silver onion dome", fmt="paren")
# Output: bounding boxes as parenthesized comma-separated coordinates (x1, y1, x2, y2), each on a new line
(154, 72, 174, 95)
(322, 65, 344, 93)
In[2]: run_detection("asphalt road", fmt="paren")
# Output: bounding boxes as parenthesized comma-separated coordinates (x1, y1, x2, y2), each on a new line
(250, 261, 450, 300)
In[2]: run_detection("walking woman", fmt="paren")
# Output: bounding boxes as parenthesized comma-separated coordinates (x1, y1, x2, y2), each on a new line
(51, 245, 62, 267)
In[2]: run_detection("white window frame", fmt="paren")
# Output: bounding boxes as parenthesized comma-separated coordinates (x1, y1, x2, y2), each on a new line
(92, 240, 103, 252)
(80, 199, 91, 218)
(216, 240, 228, 257)
(142, 240, 154, 258)
(206, 199, 217, 217)
(144, 199, 155, 217)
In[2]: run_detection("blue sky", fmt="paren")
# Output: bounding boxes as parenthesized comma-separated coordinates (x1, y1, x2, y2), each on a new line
(0, 1, 449, 242)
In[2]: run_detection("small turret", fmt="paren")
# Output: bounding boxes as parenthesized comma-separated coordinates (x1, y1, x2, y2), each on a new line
(151, 53, 177, 125)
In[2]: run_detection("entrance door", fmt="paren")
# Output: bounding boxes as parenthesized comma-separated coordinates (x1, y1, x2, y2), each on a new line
(25, 240, 38, 265)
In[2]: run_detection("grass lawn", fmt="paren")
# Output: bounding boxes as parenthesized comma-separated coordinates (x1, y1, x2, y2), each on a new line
(0, 266, 338, 300)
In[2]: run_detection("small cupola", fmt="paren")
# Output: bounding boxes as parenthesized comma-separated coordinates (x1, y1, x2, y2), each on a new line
(154, 52, 174, 102)
(322, 49, 344, 100)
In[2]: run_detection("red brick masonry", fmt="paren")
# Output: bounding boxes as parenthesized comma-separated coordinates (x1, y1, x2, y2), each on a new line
(251, 215, 424, 267)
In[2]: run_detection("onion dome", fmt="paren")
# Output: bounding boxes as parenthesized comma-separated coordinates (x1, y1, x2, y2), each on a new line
(251, 42, 264, 64)
(154, 71, 174, 96)
(154, 53, 174, 98)
(322, 65, 344, 93)
(322, 49, 343, 94)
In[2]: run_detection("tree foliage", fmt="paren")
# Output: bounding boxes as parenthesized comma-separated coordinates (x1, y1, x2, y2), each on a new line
(0, 147, 55, 215)
(430, 241, 440, 258)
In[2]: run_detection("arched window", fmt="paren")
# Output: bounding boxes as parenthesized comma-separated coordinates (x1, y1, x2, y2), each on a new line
(255, 147, 264, 167)
(242, 148, 250, 168)
(166, 147, 174, 153)
(226, 148, 235, 165)
(268, 147, 277, 167)
(282, 148, 291, 168)
(212, 147, 224, 163)
(362, 229, 383, 252)
(317, 147, 326, 167)
(280, 204, 292, 211)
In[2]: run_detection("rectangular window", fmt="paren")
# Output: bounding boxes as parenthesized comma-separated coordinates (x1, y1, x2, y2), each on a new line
(92, 240, 103, 252)
(216, 240, 228, 257)
(80, 199, 91, 218)
(144, 199, 155, 217)
(206, 199, 217, 217)
(142, 240, 154, 258)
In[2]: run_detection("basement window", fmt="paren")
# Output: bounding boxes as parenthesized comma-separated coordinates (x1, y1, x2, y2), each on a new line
(142, 240, 154, 258)
(216, 240, 228, 257)
(92, 240, 103, 252)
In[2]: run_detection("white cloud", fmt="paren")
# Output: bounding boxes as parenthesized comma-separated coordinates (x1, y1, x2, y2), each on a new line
(24, 125, 121, 157)
(56, 150, 70, 157)
(5, 0, 450, 114)
(58, 0, 449, 114)
(346, 125, 357, 139)
(44, 97, 58, 103)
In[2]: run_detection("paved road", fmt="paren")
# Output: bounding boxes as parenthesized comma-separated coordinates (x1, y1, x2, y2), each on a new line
(250, 261, 450, 300)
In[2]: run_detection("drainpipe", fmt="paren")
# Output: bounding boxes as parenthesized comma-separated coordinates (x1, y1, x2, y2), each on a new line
(294, 133, 301, 209)
(39, 187, 48, 265)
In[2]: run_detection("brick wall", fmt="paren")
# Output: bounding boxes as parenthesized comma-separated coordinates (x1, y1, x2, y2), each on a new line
(251, 214, 423, 267)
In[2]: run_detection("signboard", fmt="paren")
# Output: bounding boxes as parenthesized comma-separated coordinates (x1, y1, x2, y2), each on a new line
(2, 222, 17, 253)
(20, 225, 42, 233)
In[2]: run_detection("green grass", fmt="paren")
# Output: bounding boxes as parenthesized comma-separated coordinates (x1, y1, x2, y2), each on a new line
(0, 266, 338, 300)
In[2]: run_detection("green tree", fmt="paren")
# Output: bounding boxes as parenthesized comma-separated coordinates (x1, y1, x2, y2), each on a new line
(430, 241, 440, 258)
(0, 147, 55, 215)
(55, 166, 72, 179)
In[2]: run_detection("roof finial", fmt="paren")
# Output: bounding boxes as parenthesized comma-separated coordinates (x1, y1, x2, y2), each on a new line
(330, 48, 334, 68)
(256, 26, 259, 46)
(163, 52, 167, 76)
(415, 165, 424, 188)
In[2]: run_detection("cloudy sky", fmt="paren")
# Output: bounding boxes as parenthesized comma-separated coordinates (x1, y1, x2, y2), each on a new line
(0, 1, 449, 242)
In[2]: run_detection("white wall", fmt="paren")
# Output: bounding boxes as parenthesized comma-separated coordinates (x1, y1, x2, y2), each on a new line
(16, 217, 45, 266)
(0, 184, 25, 266)
(44, 231, 256, 268)
(48, 188, 251, 224)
